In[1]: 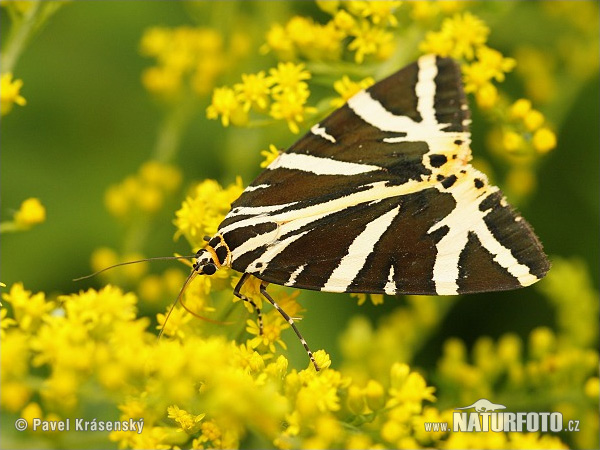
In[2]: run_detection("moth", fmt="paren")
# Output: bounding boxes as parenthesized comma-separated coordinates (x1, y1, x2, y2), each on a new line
(89, 55, 550, 371)
(185, 55, 550, 370)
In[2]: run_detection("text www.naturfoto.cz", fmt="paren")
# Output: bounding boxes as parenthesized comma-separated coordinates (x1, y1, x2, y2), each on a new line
(424, 422, 449, 432)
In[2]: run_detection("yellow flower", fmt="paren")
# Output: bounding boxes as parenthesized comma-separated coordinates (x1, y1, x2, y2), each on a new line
(2, 283, 54, 332)
(206, 86, 247, 127)
(0, 307, 16, 338)
(387, 363, 436, 408)
(351, 293, 384, 306)
(268, 62, 312, 94)
(348, 21, 394, 64)
(247, 314, 288, 354)
(419, 29, 454, 57)
(234, 71, 273, 112)
(269, 86, 316, 134)
(1, 72, 27, 115)
(13, 198, 46, 229)
(142, 66, 182, 97)
(502, 130, 524, 152)
(139, 26, 171, 57)
(261, 23, 295, 60)
(420, 12, 489, 61)
(260, 144, 281, 168)
(476, 46, 516, 82)
(285, 16, 318, 50)
(475, 82, 498, 109)
(442, 12, 489, 60)
(333, 9, 356, 32)
(331, 75, 375, 107)
(351, 1, 402, 27)
(510, 98, 532, 119)
(174, 177, 244, 248)
(533, 127, 557, 153)
(523, 109, 545, 131)
(167, 405, 205, 434)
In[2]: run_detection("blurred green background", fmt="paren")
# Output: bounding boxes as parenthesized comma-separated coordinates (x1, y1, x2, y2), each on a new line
(1, 0, 598, 371)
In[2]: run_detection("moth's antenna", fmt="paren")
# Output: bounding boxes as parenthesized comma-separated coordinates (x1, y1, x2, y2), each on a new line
(158, 269, 233, 339)
(159, 269, 197, 339)
(73, 255, 196, 281)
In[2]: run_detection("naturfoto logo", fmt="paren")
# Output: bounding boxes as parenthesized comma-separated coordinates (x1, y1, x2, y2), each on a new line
(452, 398, 564, 433)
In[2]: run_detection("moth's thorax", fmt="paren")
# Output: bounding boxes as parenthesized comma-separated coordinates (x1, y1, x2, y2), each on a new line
(204, 233, 232, 268)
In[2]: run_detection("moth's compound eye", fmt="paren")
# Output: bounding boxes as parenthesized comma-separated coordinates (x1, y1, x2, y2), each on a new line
(203, 263, 217, 275)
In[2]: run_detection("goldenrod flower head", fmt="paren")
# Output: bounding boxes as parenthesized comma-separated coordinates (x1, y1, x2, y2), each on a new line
(502, 130, 524, 153)
(2, 283, 55, 332)
(268, 62, 311, 94)
(286, 16, 318, 49)
(350, 1, 401, 27)
(388, 363, 436, 409)
(262, 23, 295, 60)
(523, 109, 545, 131)
(0, 307, 16, 339)
(247, 314, 288, 354)
(510, 98, 533, 119)
(140, 26, 226, 99)
(529, 326, 556, 358)
(1, 72, 27, 115)
(443, 12, 489, 60)
(174, 177, 244, 248)
(474, 82, 498, 110)
(13, 198, 46, 229)
(533, 127, 557, 153)
(269, 86, 316, 134)
(333, 9, 356, 32)
(167, 405, 205, 434)
(105, 161, 181, 219)
(260, 144, 281, 168)
(316, 0, 340, 16)
(234, 71, 273, 112)
(348, 21, 394, 64)
(420, 12, 489, 61)
(476, 46, 516, 82)
(331, 75, 375, 108)
(206, 86, 247, 127)
(351, 292, 384, 306)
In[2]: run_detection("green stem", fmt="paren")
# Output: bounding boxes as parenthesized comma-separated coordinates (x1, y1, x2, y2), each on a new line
(0, 221, 21, 233)
(1, 1, 63, 73)
(152, 95, 198, 163)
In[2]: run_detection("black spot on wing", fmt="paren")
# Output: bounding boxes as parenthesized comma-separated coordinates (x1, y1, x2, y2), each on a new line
(429, 154, 448, 168)
(441, 175, 457, 189)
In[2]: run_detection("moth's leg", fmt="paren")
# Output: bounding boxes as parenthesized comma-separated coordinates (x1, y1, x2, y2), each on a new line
(233, 273, 264, 336)
(259, 282, 320, 372)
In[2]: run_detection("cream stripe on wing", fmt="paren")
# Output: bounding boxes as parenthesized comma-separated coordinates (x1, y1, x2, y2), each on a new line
(267, 152, 380, 176)
(322, 205, 401, 293)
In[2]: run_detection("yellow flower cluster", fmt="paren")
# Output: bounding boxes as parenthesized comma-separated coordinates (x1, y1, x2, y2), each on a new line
(1, 72, 27, 115)
(105, 160, 182, 219)
(174, 177, 243, 249)
(207, 63, 316, 134)
(331, 75, 374, 108)
(420, 12, 515, 110)
(263, 1, 401, 64)
(1, 197, 46, 233)
(140, 26, 244, 99)
(506, 98, 557, 154)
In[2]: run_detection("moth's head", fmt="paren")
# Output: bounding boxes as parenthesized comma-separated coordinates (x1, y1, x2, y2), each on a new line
(193, 249, 218, 275)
